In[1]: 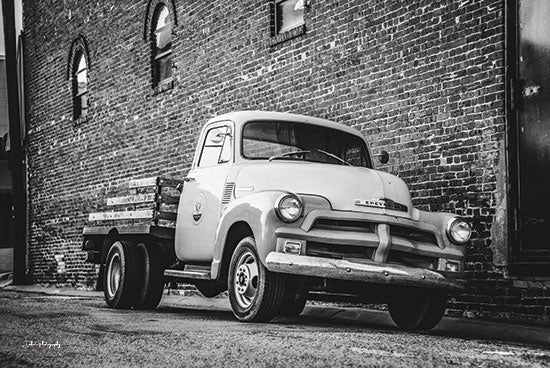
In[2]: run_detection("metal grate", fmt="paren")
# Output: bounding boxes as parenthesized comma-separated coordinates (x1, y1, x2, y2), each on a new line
(312, 218, 438, 247)
(221, 182, 235, 204)
(312, 219, 375, 233)
(390, 225, 437, 245)
(387, 250, 436, 269)
(306, 242, 375, 260)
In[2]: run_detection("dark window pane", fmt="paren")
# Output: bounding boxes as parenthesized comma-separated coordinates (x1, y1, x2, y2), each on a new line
(80, 93, 88, 117)
(276, 0, 304, 34)
(344, 146, 366, 167)
(154, 54, 173, 82)
(242, 121, 371, 168)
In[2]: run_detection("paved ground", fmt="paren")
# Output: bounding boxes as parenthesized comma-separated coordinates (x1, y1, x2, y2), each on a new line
(0, 287, 549, 367)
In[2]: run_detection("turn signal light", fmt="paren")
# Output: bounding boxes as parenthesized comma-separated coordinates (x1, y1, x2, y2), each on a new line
(283, 241, 302, 255)
(445, 261, 460, 272)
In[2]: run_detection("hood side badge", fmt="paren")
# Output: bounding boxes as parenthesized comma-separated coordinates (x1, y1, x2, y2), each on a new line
(355, 198, 408, 212)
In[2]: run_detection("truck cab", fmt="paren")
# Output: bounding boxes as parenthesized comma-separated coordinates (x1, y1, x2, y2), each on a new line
(83, 111, 471, 330)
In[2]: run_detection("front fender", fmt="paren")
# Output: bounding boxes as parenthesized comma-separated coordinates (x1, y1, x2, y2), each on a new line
(417, 209, 469, 261)
(211, 190, 293, 279)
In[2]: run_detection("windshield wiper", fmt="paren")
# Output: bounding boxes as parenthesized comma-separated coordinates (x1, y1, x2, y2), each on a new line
(268, 149, 352, 166)
(269, 150, 311, 162)
(317, 149, 352, 166)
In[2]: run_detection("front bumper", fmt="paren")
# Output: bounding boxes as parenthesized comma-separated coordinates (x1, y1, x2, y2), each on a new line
(265, 252, 466, 291)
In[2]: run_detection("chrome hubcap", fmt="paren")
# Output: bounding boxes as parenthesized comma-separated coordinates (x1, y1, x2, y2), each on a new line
(107, 253, 121, 298)
(233, 251, 259, 309)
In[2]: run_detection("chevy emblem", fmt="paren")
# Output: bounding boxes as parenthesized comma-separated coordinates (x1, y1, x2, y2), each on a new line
(355, 198, 408, 212)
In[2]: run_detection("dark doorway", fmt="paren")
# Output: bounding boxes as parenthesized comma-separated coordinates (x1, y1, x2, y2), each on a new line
(508, 0, 550, 273)
(0, 192, 14, 248)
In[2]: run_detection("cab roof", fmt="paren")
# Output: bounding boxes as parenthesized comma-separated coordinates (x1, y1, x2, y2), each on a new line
(208, 110, 365, 139)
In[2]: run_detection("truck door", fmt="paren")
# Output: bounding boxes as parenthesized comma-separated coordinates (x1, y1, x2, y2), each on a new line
(175, 122, 233, 262)
(509, 0, 550, 272)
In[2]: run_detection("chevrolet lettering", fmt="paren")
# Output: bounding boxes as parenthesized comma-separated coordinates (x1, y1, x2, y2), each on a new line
(355, 198, 408, 212)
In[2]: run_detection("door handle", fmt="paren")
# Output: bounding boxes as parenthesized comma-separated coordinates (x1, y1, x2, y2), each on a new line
(184, 177, 195, 182)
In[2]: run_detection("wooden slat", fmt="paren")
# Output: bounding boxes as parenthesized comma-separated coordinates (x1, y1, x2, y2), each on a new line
(155, 211, 177, 221)
(89, 210, 154, 221)
(128, 176, 184, 189)
(106, 193, 157, 206)
(159, 195, 180, 205)
(159, 177, 184, 188)
(128, 177, 158, 189)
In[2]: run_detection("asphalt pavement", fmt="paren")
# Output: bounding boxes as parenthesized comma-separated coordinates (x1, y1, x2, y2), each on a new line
(2, 283, 549, 348)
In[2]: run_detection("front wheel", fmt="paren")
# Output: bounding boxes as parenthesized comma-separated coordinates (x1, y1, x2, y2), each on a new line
(228, 236, 286, 322)
(279, 277, 307, 316)
(388, 289, 447, 331)
(194, 280, 226, 298)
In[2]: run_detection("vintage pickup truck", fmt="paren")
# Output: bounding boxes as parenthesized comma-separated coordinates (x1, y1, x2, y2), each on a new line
(83, 111, 471, 330)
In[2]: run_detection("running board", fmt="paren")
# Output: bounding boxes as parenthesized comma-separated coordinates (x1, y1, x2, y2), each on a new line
(164, 268, 211, 280)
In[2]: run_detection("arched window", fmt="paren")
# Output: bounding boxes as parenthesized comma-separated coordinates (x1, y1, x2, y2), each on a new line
(72, 52, 88, 120)
(152, 5, 173, 85)
(68, 36, 90, 123)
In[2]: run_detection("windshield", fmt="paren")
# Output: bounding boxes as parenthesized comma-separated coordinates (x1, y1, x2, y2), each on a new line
(242, 121, 371, 168)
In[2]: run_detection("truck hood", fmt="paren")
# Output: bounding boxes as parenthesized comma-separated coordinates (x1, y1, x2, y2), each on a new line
(234, 161, 414, 219)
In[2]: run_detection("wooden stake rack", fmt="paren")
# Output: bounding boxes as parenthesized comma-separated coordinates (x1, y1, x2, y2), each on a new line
(87, 176, 184, 229)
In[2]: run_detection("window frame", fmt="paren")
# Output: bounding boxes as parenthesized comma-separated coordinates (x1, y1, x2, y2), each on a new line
(270, 0, 307, 46)
(151, 4, 173, 88)
(197, 124, 233, 168)
(67, 36, 91, 124)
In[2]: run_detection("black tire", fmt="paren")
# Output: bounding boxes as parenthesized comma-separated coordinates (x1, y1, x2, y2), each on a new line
(279, 278, 307, 316)
(134, 241, 166, 310)
(228, 236, 286, 322)
(194, 280, 226, 298)
(388, 289, 447, 331)
(103, 240, 138, 309)
(416, 292, 448, 330)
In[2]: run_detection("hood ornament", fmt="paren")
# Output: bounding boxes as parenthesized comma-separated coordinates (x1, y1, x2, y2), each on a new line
(355, 198, 408, 212)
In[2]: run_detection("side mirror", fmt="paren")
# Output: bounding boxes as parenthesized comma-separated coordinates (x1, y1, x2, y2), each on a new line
(375, 150, 389, 165)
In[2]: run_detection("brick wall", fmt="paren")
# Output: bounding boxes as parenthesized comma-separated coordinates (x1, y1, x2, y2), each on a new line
(22, 0, 549, 321)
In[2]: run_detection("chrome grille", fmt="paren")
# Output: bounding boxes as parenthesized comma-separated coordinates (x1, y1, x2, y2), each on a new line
(312, 219, 375, 233)
(390, 225, 437, 245)
(387, 250, 436, 269)
(306, 242, 375, 260)
(312, 219, 437, 246)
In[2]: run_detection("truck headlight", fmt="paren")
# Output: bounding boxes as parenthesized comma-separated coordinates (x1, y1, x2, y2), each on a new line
(275, 194, 303, 223)
(446, 218, 472, 245)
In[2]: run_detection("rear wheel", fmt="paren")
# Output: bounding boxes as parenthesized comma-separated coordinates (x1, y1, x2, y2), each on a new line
(104, 240, 138, 309)
(134, 241, 166, 310)
(388, 289, 447, 331)
(228, 236, 286, 322)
